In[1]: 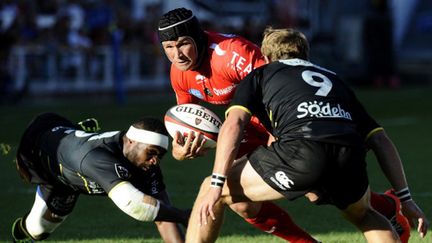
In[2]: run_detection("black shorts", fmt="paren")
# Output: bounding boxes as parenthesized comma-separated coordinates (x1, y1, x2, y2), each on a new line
(248, 139, 369, 209)
(36, 183, 80, 216)
(16, 112, 78, 184)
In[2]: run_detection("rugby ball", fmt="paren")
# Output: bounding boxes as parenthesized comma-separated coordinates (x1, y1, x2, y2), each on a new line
(164, 104, 222, 148)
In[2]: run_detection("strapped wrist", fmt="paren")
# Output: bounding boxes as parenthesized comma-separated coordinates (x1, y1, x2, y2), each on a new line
(210, 173, 226, 188)
(395, 187, 412, 202)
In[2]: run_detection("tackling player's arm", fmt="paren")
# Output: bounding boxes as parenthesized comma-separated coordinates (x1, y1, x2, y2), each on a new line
(198, 106, 251, 225)
(366, 128, 408, 191)
(153, 190, 190, 243)
(366, 129, 429, 237)
(352, 90, 429, 237)
(108, 181, 189, 225)
(212, 106, 251, 176)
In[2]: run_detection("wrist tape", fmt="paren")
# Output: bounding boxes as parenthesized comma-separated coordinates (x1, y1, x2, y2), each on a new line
(210, 173, 226, 188)
(395, 187, 412, 202)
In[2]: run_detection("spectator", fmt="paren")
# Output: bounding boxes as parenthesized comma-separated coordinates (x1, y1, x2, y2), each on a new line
(363, 0, 400, 88)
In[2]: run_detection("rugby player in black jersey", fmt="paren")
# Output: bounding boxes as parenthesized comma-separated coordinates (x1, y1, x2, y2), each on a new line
(11, 113, 189, 243)
(186, 27, 429, 243)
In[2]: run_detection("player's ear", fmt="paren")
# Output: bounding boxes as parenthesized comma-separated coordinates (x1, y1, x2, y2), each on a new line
(124, 136, 135, 146)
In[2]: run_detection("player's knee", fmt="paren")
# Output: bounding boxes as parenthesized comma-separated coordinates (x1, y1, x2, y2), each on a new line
(342, 202, 370, 225)
(26, 212, 66, 240)
(229, 202, 261, 218)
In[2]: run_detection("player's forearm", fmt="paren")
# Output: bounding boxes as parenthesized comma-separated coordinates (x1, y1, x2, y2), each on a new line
(212, 116, 244, 176)
(369, 131, 408, 190)
(154, 202, 190, 227)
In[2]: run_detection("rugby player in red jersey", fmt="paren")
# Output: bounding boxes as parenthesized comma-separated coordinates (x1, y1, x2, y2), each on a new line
(158, 8, 418, 243)
(158, 8, 319, 243)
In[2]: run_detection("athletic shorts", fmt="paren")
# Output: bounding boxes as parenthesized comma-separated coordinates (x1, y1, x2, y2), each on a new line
(248, 139, 369, 209)
(16, 112, 78, 184)
(37, 183, 80, 216)
(237, 116, 270, 158)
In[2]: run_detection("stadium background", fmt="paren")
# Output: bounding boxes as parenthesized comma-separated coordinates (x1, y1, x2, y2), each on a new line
(1, 0, 431, 242)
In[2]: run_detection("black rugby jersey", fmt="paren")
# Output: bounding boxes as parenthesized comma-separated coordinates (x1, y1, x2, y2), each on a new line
(230, 59, 379, 144)
(38, 127, 165, 195)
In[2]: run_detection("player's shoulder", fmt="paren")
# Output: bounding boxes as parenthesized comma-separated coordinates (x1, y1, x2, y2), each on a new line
(207, 31, 258, 52)
(277, 59, 336, 74)
(80, 146, 125, 176)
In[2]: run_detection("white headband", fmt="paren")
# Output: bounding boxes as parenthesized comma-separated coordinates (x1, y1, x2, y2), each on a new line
(125, 126, 169, 150)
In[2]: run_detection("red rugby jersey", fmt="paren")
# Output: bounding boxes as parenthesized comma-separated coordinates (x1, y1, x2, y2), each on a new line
(170, 31, 266, 105)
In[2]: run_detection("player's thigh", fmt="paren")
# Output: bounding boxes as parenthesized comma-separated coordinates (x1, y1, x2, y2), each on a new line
(38, 184, 80, 217)
(224, 156, 284, 203)
(341, 186, 371, 220)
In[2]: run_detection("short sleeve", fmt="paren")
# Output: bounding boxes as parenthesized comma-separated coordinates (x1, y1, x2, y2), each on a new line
(229, 68, 263, 115)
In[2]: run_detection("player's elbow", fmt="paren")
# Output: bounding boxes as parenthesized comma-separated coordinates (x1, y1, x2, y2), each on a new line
(221, 116, 245, 136)
(109, 182, 160, 222)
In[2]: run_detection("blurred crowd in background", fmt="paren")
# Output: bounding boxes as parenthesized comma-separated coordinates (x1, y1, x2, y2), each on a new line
(1, 0, 431, 102)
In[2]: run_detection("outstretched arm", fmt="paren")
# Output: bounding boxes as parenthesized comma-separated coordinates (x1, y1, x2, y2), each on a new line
(367, 129, 429, 238)
(198, 108, 250, 225)
(108, 181, 191, 242)
(153, 190, 190, 243)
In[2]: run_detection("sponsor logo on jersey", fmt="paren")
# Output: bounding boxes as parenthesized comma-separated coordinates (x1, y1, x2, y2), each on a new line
(50, 194, 78, 210)
(204, 87, 213, 97)
(88, 131, 119, 140)
(210, 43, 226, 56)
(230, 51, 253, 74)
(88, 181, 105, 194)
(151, 179, 159, 194)
(74, 130, 93, 137)
(115, 164, 131, 179)
(212, 83, 237, 96)
(188, 88, 204, 99)
(297, 101, 352, 120)
(270, 171, 294, 190)
(208, 100, 230, 105)
(195, 74, 206, 84)
(52, 126, 75, 134)
(265, 226, 276, 234)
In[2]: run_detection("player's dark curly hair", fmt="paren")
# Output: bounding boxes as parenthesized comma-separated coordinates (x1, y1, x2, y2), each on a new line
(131, 117, 168, 136)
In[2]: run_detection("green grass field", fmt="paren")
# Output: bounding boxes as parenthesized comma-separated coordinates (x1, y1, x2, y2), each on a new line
(1, 87, 431, 242)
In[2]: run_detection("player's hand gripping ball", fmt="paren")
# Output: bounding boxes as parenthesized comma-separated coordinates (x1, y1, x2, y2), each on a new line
(164, 104, 222, 148)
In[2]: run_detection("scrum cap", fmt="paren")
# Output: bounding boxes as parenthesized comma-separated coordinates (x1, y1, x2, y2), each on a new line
(158, 8, 204, 42)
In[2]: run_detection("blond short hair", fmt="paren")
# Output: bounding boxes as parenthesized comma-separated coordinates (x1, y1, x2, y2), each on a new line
(261, 27, 309, 61)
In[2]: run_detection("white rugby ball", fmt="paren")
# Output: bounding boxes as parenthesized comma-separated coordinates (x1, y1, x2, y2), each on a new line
(164, 103, 222, 148)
